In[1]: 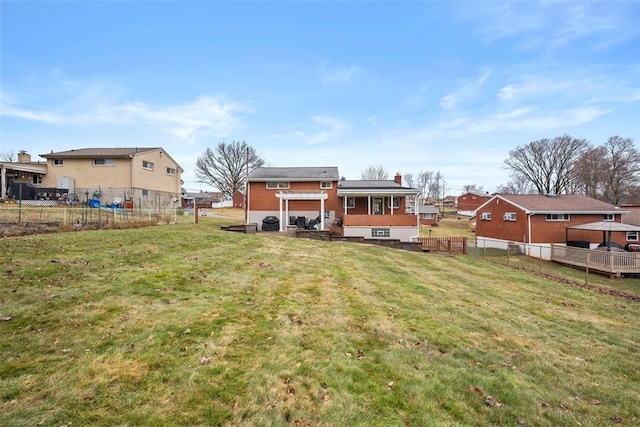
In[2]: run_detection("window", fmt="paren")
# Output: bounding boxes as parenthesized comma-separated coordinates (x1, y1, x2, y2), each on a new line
(320, 181, 332, 189)
(346, 197, 355, 208)
(53, 159, 64, 166)
(266, 181, 289, 189)
(142, 189, 149, 197)
(142, 161, 154, 170)
(371, 228, 390, 238)
(546, 214, 570, 221)
(32, 175, 42, 184)
(93, 159, 115, 166)
(166, 167, 176, 176)
(423, 213, 435, 219)
(603, 214, 614, 222)
(480, 212, 491, 220)
(503, 212, 516, 221)
(627, 231, 638, 241)
(388, 197, 400, 209)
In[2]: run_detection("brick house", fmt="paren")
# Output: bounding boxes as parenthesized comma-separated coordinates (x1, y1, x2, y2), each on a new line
(457, 191, 492, 215)
(246, 167, 420, 241)
(475, 194, 631, 253)
(233, 189, 246, 209)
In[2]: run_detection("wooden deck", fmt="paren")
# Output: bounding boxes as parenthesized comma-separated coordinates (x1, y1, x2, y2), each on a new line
(550, 244, 640, 277)
(416, 237, 467, 255)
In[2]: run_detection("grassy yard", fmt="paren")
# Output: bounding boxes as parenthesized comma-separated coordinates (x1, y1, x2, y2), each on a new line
(1, 219, 639, 426)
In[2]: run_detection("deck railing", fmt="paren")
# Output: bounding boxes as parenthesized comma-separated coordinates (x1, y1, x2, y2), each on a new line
(550, 244, 640, 276)
(415, 236, 467, 254)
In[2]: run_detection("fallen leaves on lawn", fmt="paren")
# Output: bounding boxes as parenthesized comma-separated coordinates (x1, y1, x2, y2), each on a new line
(1, 315, 12, 321)
(485, 396, 502, 407)
(320, 383, 330, 401)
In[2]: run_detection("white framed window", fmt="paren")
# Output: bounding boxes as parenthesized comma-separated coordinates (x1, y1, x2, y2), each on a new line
(266, 181, 290, 189)
(346, 197, 355, 208)
(627, 231, 638, 241)
(423, 213, 435, 219)
(480, 212, 491, 220)
(503, 212, 516, 221)
(603, 214, 614, 222)
(142, 161, 154, 171)
(166, 167, 176, 176)
(388, 197, 400, 209)
(93, 159, 115, 166)
(53, 159, 64, 166)
(371, 228, 390, 238)
(320, 181, 332, 189)
(142, 189, 149, 197)
(546, 214, 570, 221)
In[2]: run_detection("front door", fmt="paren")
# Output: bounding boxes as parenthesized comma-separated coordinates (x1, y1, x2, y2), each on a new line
(373, 197, 384, 215)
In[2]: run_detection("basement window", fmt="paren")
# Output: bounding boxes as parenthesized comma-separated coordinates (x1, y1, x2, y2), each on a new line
(371, 228, 390, 238)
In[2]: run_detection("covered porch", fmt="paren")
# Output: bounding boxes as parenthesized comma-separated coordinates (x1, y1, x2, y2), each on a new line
(275, 190, 328, 232)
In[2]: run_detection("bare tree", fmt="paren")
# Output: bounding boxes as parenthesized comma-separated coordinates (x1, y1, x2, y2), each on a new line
(497, 173, 536, 194)
(572, 146, 608, 199)
(195, 141, 265, 198)
(504, 134, 590, 195)
(403, 172, 415, 189)
(462, 184, 484, 193)
(1, 150, 16, 162)
(601, 136, 640, 205)
(360, 165, 389, 180)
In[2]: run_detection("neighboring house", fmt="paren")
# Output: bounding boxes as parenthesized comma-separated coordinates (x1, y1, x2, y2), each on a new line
(181, 189, 223, 208)
(475, 194, 631, 253)
(246, 167, 420, 242)
(415, 204, 439, 226)
(0, 151, 48, 200)
(457, 191, 492, 216)
(621, 206, 640, 242)
(36, 148, 183, 208)
(233, 189, 246, 209)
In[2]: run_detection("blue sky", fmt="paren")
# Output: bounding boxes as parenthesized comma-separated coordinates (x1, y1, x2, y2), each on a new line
(1, 1, 639, 194)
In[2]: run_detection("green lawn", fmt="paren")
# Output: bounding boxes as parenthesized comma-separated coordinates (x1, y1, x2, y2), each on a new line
(1, 220, 638, 426)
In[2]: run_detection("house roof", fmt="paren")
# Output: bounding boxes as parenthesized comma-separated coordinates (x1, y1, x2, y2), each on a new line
(248, 167, 340, 181)
(567, 221, 640, 232)
(337, 180, 419, 196)
(41, 148, 160, 158)
(40, 147, 184, 172)
(417, 205, 439, 214)
(479, 194, 626, 215)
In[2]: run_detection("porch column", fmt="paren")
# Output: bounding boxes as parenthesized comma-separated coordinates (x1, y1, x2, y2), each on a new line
(0, 166, 6, 199)
(279, 196, 283, 231)
(368, 195, 371, 215)
(390, 196, 394, 215)
(285, 199, 289, 226)
(320, 197, 325, 230)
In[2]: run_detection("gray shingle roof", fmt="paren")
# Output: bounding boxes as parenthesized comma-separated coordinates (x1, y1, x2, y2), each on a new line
(248, 167, 339, 181)
(41, 148, 160, 158)
(494, 194, 623, 213)
(339, 180, 411, 190)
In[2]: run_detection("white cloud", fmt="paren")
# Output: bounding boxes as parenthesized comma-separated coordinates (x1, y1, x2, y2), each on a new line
(1, 93, 246, 142)
(288, 114, 348, 145)
(440, 68, 492, 109)
(320, 63, 365, 84)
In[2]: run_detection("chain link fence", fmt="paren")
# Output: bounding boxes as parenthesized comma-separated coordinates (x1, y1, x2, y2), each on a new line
(0, 205, 181, 237)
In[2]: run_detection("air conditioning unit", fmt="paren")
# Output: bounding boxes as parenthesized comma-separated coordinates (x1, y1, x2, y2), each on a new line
(480, 212, 491, 220)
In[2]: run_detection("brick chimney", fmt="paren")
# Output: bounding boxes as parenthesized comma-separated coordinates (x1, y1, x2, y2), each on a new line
(394, 172, 402, 185)
(18, 151, 31, 163)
